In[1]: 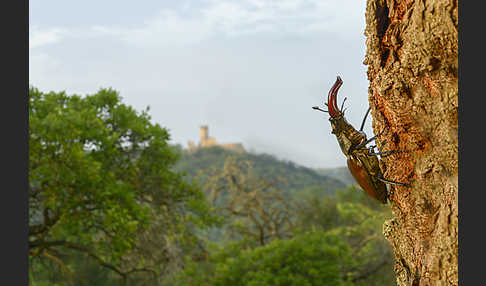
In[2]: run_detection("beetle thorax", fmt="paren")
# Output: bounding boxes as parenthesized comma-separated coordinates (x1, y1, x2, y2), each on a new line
(330, 116, 367, 156)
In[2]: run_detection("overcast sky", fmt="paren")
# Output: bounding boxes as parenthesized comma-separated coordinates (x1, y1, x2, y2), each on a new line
(29, 0, 372, 169)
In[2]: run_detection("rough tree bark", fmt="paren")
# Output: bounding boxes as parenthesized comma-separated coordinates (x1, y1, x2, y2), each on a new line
(363, 0, 458, 285)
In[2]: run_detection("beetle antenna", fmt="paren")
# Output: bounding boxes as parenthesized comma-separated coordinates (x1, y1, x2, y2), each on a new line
(340, 97, 347, 112)
(312, 106, 329, 113)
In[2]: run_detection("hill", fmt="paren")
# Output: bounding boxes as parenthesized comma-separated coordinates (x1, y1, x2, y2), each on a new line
(313, 166, 356, 187)
(173, 146, 348, 197)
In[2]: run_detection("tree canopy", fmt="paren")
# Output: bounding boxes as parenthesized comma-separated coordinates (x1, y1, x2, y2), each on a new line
(213, 231, 355, 286)
(29, 86, 397, 286)
(29, 87, 217, 282)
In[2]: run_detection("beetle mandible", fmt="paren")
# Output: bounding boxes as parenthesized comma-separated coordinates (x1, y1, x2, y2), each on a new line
(313, 76, 409, 204)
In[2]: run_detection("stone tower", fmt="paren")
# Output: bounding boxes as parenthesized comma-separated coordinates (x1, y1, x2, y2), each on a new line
(188, 125, 245, 152)
(200, 125, 208, 142)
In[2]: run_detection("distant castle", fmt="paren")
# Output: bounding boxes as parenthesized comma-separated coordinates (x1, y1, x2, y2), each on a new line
(187, 125, 245, 153)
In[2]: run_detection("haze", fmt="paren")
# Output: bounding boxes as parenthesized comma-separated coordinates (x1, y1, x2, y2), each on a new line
(29, 0, 373, 168)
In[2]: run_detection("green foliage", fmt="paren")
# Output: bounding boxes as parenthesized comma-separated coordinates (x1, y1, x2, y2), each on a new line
(29, 86, 396, 285)
(174, 186, 396, 286)
(177, 231, 355, 286)
(30, 250, 115, 286)
(29, 87, 218, 283)
(216, 232, 355, 286)
(294, 187, 395, 286)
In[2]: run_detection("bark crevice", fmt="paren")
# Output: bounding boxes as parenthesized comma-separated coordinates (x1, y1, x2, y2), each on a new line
(364, 0, 458, 285)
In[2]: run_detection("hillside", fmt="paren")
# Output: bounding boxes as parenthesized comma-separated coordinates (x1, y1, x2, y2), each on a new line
(173, 146, 348, 197)
(313, 166, 356, 187)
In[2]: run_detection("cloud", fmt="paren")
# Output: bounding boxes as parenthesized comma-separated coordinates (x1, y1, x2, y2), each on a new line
(29, 0, 365, 50)
(29, 0, 368, 168)
(87, 0, 364, 47)
(29, 26, 67, 49)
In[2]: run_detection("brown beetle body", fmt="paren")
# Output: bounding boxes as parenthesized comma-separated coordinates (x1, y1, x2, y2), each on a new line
(313, 76, 407, 204)
(347, 150, 387, 203)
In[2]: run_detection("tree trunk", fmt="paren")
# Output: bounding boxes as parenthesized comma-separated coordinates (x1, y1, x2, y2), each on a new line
(363, 0, 458, 285)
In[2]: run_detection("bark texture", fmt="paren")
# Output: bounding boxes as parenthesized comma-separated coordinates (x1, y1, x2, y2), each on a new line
(363, 0, 458, 285)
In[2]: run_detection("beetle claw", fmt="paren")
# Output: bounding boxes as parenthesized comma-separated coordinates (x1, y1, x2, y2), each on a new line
(327, 76, 344, 118)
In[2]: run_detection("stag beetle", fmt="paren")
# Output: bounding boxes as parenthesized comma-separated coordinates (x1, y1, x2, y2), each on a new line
(313, 76, 409, 204)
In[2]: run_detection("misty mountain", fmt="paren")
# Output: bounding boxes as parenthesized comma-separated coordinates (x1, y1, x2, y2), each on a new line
(313, 166, 356, 187)
(173, 146, 351, 196)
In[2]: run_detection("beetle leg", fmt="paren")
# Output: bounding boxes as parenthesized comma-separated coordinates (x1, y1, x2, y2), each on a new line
(368, 149, 409, 157)
(384, 177, 410, 201)
(359, 107, 371, 132)
(351, 133, 379, 152)
(378, 176, 410, 187)
(380, 139, 388, 148)
(367, 145, 377, 154)
(352, 126, 388, 152)
(368, 140, 410, 157)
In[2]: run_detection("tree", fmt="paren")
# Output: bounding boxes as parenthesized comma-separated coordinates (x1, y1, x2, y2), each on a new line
(214, 232, 355, 286)
(363, 0, 458, 285)
(295, 187, 396, 286)
(177, 231, 355, 286)
(202, 156, 294, 247)
(29, 87, 217, 283)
